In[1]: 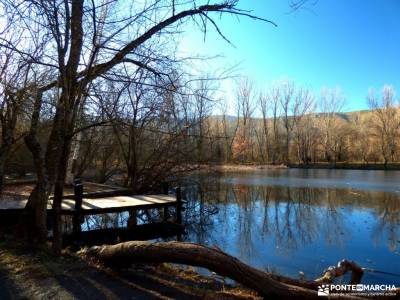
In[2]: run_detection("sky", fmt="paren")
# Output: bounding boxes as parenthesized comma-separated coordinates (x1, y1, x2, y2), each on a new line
(178, 0, 400, 113)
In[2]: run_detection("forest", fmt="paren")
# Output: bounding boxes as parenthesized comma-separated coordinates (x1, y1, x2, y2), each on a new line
(0, 0, 399, 299)
(0, 0, 399, 245)
(3, 77, 400, 189)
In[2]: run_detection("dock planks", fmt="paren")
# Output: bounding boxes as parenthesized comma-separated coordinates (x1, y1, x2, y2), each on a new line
(0, 194, 177, 215)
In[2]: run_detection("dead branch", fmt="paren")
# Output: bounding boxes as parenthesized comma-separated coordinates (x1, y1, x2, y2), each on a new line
(81, 240, 365, 299)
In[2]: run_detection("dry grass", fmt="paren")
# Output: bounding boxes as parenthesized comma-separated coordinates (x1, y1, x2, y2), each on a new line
(192, 164, 287, 174)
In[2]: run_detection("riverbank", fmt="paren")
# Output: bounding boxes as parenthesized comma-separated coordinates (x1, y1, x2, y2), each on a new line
(0, 242, 260, 300)
(289, 162, 400, 170)
(194, 162, 400, 173)
(194, 164, 287, 173)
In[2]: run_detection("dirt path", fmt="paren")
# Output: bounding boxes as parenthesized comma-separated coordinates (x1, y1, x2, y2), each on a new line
(0, 243, 260, 300)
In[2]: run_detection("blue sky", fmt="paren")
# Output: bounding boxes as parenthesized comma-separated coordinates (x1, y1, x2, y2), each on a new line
(179, 0, 400, 113)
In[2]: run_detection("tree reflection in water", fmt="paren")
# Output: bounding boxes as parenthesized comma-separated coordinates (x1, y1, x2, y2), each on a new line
(63, 172, 400, 283)
(182, 174, 400, 283)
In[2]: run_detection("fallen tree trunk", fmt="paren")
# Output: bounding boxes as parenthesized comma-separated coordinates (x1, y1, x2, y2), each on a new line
(315, 259, 364, 284)
(81, 241, 364, 299)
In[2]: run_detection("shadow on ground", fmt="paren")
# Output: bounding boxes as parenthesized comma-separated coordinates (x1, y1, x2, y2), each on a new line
(0, 244, 258, 300)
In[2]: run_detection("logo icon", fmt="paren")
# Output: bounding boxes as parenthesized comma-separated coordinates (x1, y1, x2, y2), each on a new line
(318, 284, 330, 296)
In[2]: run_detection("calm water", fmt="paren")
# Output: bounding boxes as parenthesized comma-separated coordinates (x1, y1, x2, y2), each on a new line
(181, 169, 400, 285)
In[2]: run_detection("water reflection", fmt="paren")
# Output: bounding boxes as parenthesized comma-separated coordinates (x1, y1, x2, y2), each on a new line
(183, 172, 400, 284)
(63, 170, 400, 285)
(62, 209, 167, 233)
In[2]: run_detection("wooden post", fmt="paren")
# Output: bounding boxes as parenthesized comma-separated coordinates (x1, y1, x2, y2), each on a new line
(176, 187, 182, 224)
(72, 178, 83, 237)
(128, 210, 137, 229)
(163, 182, 169, 222)
(162, 182, 169, 195)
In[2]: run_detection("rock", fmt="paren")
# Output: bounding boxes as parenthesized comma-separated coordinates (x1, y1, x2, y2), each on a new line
(298, 271, 305, 280)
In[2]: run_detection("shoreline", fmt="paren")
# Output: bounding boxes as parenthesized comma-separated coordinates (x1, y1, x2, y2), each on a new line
(288, 163, 400, 171)
(193, 164, 287, 173)
(4, 163, 400, 188)
(192, 163, 400, 173)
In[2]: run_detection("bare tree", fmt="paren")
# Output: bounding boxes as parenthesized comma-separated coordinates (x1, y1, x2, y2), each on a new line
(0, 21, 42, 189)
(280, 81, 295, 164)
(319, 87, 345, 163)
(348, 112, 374, 164)
(292, 88, 315, 163)
(193, 80, 216, 162)
(220, 98, 236, 162)
(368, 85, 400, 166)
(0, 0, 274, 249)
(0, 60, 29, 193)
(232, 78, 255, 162)
(258, 92, 270, 163)
(270, 86, 282, 164)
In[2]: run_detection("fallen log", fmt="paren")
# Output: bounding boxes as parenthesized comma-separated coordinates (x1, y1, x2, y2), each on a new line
(80, 241, 364, 299)
(315, 259, 364, 284)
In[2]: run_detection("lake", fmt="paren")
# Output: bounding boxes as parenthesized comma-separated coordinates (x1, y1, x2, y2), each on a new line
(181, 169, 400, 285)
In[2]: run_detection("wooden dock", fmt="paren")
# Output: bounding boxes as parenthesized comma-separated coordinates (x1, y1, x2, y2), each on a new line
(0, 194, 177, 214)
(0, 181, 184, 236)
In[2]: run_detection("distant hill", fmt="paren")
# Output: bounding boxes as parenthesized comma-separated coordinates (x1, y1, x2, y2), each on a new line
(211, 109, 374, 123)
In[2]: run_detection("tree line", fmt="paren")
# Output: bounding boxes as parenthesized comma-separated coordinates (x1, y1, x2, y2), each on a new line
(199, 80, 400, 166)
(4, 76, 400, 192)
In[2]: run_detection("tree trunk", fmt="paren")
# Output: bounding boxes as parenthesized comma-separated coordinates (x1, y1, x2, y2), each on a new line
(81, 241, 364, 299)
(21, 135, 49, 242)
(0, 151, 8, 195)
(19, 91, 49, 242)
(52, 122, 74, 254)
(286, 131, 290, 164)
